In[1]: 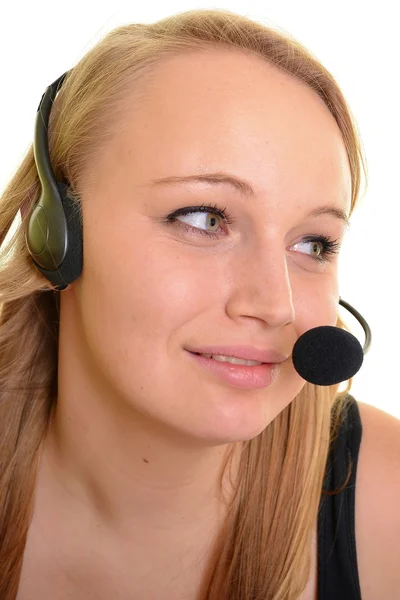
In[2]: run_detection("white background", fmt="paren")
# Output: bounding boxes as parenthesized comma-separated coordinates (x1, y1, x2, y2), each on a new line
(1, 1, 398, 417)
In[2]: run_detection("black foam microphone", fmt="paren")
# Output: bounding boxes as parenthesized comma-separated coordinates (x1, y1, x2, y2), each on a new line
(291, 298, 372, 386)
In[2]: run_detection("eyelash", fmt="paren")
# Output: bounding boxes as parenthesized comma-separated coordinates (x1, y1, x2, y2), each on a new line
(164, 203, 341, 263)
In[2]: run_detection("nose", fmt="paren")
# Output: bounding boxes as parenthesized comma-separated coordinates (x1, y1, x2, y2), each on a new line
(225, 240, 295, 329)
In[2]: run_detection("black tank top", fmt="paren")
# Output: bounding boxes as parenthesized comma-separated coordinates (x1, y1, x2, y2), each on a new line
(317, 395, 362, 599)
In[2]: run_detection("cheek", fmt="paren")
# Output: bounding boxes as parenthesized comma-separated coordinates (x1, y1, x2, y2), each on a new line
(78, 219, 223, 356)
(74, 220, 235, 425)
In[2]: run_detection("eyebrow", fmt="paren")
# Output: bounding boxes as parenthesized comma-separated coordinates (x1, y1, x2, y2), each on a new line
(150, 171, 351, 229)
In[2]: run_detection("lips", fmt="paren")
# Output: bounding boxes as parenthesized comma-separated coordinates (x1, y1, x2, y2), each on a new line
(185, 345, 288, 364)
(186, 350, 280, 389)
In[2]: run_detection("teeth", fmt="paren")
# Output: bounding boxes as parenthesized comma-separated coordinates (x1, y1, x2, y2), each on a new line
(200, 353, 263, 366)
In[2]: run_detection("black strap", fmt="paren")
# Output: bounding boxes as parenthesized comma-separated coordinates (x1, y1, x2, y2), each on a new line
(317, 395, 363, 599)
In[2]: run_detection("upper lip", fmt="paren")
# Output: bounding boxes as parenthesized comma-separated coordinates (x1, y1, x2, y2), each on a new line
(185, 345, 288, 364)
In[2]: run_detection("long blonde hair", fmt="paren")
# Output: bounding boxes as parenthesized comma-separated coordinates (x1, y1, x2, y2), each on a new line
(0, 8, 367, 599)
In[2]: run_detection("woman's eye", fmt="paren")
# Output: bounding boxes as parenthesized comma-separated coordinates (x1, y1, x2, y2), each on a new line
(291, 236, 341, 263)
(165, 203, 233, 239)
(292, 239, 323, 258)
(176, 211, 222, 233)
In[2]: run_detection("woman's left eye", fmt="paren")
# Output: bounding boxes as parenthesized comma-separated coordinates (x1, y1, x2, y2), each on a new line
(164, 203, 341, 263)
(290, 236, 341, 263)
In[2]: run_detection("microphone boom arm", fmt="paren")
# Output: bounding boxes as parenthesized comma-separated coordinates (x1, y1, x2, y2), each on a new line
(339, 297, 371, 354)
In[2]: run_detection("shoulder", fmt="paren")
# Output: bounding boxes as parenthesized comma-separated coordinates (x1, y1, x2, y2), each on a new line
(355, 400, 400, 598)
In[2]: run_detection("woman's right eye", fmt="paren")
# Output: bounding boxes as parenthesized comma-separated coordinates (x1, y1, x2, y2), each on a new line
(164, 203, 235, 238)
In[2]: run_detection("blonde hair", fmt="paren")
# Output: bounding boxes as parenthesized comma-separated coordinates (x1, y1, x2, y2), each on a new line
(0, 8, 367, 599)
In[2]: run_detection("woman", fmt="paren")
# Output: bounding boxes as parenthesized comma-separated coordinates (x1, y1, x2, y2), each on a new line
(0, 8, 399, 600)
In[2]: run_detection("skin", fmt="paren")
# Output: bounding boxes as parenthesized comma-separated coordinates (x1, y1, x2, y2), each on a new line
(22, 48, 352, 596)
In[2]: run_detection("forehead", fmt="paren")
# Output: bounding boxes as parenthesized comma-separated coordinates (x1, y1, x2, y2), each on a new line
(102, 49, 352, 210)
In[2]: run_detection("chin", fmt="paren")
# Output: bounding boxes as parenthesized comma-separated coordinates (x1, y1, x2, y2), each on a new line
(185, 409, 274, 446)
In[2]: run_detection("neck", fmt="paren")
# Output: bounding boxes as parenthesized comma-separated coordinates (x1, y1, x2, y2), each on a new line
(42, 401, 238, 530)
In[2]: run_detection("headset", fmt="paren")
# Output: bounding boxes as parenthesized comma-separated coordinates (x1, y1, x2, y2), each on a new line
(25, 73, 372, 355)
(26, 71, 82, 291)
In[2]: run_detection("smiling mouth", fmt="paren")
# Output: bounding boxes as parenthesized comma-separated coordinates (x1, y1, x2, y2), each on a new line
(185, 350, 279, 389)
(189, 351, 267, 366)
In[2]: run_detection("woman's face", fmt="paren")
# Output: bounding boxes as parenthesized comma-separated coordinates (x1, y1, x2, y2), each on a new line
(66, 49, 352, 443)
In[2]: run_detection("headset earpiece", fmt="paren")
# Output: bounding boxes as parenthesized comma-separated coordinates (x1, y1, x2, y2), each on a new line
(26, 181, 83, 290)
(25, 71, 83, 290)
